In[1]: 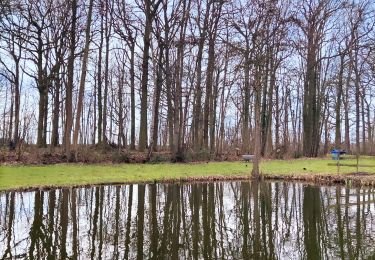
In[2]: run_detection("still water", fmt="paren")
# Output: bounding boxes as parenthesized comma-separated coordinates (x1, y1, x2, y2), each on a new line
(0, 181, 375, 259)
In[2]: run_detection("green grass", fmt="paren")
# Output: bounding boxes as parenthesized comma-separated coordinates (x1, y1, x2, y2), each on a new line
(0, 157, 374, 191)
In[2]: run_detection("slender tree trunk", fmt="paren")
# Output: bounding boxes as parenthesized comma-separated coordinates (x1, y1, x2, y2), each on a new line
(103, 0, 112, 144)
(252, 66, 261, 178)
(284, 88, 290, 152)
(139, 0, 153, 151)
(173, 0, 190, 155)
(163, 3, 174, 153)
(344, 51, 353, 153)
(203, 29, 217, 150)
(93, 73, 97, 144)
(36, 26, 45, 148)
(275, 83, 280, 149)
(51, 74, 60, 147)
(73, 0, 94, 147)
(242, 54, 250, 154)
(13, 60, 20, 143)
(64, 0, 77, 154)
(354, 47, 360, 156)
(43, 88, 48, 146)
(210, 69, 219, 153)
(366, 103, 373, 154)
(97, 12, 104, 144)
(193, 0, 211, 152)
(130, 42, 136, 150)
(151, 46, 163, 152)
(265, 58, 276, 156)
(344, 80, 351, 152)
(118, 65, 126, 147)
(361, 90, 366, 154)
(218, 46, 229, 156)
(37, 89, 46, 147)
(261, 56, 269, 156)
(335, 53, 344, 149)
(8, 85, 13, 142)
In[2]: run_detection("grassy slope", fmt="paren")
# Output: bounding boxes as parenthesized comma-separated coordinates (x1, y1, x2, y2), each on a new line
(0, 157, 374, 191)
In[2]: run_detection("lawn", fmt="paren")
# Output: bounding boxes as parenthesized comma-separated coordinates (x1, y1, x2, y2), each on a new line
(0, 156, 374, 191)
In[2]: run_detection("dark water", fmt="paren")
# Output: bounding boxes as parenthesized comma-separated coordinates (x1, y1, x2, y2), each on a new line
(0, 181, 375, 260)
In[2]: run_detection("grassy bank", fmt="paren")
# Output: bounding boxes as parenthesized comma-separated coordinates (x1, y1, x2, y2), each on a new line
(0, 157, 374, 191)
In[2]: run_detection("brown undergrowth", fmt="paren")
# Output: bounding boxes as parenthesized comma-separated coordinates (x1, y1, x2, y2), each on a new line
(0, 145, 243, 165)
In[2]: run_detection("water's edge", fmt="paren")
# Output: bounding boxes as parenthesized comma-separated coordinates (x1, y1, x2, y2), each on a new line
(1, 172, 374, 193)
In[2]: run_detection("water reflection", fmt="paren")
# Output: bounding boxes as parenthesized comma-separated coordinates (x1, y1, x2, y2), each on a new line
(1, 181, 375, 259)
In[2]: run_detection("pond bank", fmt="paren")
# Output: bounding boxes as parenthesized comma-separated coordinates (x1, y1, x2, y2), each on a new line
(1, 157, 374, 191)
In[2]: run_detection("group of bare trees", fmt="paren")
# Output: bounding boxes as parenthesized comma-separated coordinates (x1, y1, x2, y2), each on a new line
(1, 0, 375, 162)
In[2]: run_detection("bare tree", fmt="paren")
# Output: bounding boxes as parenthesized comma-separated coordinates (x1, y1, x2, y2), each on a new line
(73, 0, 94, 147)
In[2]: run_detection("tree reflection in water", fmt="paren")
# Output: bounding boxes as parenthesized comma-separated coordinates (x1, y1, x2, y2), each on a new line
(0, 181, 375, 259)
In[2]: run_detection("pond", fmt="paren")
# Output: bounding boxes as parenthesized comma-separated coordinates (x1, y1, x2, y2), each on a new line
(0, 181, 375, 259)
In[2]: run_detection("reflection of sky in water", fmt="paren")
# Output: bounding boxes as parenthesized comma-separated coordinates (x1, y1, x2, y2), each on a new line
(0, 182, 375, 259)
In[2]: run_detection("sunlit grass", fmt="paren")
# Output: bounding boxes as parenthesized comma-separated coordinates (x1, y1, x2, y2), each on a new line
(0, 156, 374, 191)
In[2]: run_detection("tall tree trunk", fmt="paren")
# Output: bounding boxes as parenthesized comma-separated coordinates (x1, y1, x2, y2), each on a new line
(218, 43, 229, 156)
(344, 51, 353, 153)
(303, 26, 319, 157)
(73, 0, 94, 147)
(260, 55, 269, 156)
(344, 75, 351, 152)
(252, 66, 261, 178)
(361, 90, 366, 154)
(173, 0, 190, 156)
(37, 88, 46, 147)
(13, 60, 20, 143)
(97, 11, 104, 144)
(8, 85, 13, 141)
(130, 42, 136, 150)
(242, 54, 250, 154)
(275, 83, 280, 150)
(354, 47, 360, 156)
(151, 46, 163, 152)
(118, 64, 126, 147)
(51, 74, 60, 147)
(163, 2, 174, 153)
(335, 53, 345, 149)
(103, 0, 112, 144)
(210, 69, 219, 153)
(366, 103, 372, 154)
(43, 88, 48, 146)
(193, 0, 211, 152)
(139, 0, 153, 151)
(284, 88, 289, 152)
(264, 56, 276, 156)
(64, 0, 77, 154)
(203, 19, 218, 150)
(36, 26, 46, 148)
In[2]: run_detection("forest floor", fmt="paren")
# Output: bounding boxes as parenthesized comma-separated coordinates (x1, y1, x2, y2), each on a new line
(0, 156, 375, 191)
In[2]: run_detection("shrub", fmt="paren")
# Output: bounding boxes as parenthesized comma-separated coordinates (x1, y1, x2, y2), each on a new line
(0, 148, 6, 162)
(111, 151, 130, 163)
(149, 154, 168, 164)
(75, 147, 101, 163)
(171, 151, 186, 163)
(292, 151, 302, 159)
(195, 149, 211, 161)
